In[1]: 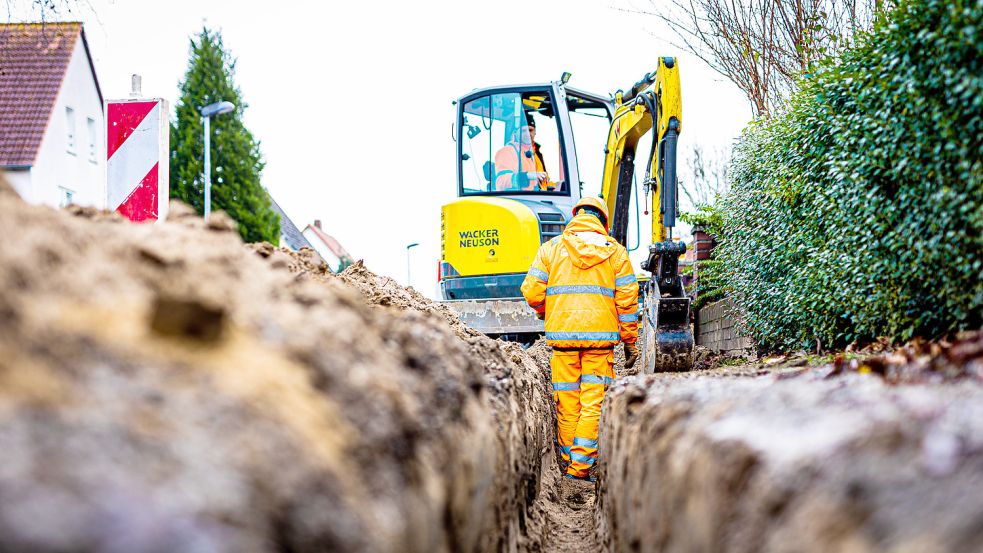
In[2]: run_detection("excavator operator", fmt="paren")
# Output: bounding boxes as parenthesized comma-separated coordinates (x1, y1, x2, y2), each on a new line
(520, 196, 640, 481)
(494, 114, 555, 191)
(527, 117, 557, 191)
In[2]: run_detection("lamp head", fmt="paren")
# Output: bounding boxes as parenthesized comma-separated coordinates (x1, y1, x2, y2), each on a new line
(200, 101, 236, 118)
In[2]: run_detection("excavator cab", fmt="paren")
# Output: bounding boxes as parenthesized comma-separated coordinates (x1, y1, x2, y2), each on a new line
(440, 81, 613, 338)
(460, 91, 564, 193)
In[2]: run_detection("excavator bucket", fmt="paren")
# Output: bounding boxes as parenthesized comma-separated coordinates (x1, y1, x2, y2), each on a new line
(640, 292, 694, 373)
(441, 298, 544, 336)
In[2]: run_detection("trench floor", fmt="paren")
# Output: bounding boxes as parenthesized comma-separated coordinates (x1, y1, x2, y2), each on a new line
(540, 474, 599, 553)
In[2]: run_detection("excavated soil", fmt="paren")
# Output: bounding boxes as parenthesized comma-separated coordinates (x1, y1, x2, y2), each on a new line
(0, 176, 554, 553)
(330, 261, 557, 553)
(597, 336, 983, 553)
(5, 170, 983, 553)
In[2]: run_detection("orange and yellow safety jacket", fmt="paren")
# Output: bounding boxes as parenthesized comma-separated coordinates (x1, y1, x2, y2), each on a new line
(494, 141, 557, 191)
(520, 213, 639, 349)
(494, 142, 538, 190)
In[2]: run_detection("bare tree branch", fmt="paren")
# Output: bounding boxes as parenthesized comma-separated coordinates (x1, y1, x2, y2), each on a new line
(681, 143, 731, 208)
(629, 0, 885, 116)
(3, 0, 92, 24)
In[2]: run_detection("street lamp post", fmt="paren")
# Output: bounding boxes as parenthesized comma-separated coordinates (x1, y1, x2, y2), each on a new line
(200, 101, 236, 219)
(406, 242, 419, 286)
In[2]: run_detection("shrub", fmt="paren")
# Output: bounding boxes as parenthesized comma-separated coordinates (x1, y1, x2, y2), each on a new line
(718, 0, 982, 349)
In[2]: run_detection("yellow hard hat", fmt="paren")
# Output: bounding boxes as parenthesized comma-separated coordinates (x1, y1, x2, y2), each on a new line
(572, 196, 610, 227)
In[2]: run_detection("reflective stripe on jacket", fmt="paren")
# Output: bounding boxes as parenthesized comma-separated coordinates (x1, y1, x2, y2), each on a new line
(521, 213, 639, 349)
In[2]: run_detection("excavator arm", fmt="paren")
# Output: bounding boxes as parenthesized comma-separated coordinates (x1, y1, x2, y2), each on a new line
(599, 57, 694, 372)
(600, 56, 682, 245)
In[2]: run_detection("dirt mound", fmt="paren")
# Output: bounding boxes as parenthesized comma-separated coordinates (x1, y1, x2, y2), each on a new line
(247, 241, 332, 282)
(597, 350, 983, 552)
(327, 262, 554, 551)
(336, 261, 481, 341)
(0, 179, 552, 552)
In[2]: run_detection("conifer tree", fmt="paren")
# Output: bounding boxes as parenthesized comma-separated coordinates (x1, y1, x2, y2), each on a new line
(170, 27, 279, 244)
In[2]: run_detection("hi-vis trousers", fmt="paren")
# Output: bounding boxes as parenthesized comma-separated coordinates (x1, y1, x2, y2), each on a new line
(550, 348, 616, 478)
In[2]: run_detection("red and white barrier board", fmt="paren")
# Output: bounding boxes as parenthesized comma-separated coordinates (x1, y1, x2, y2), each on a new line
(105, 98, 169, 222)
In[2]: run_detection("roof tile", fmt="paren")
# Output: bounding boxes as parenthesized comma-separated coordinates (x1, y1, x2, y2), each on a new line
(0, 22, 81, 166)
(305, 224, 352, 261)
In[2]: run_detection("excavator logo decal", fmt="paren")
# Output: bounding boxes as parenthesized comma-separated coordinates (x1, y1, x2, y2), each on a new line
(459, 229, 501, 248)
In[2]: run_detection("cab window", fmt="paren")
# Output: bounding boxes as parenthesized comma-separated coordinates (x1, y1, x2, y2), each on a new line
(460, 90, 565, 195)
(567, 94, 611, 192)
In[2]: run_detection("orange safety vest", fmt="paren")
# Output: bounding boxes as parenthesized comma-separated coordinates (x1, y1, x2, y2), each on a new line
(494, 142, 539, 190)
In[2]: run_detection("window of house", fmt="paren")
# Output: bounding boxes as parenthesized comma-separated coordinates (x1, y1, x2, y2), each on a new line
(58, 187, 74, 207)
(86, 117, 97, 162)
(65, 107, 76, 154)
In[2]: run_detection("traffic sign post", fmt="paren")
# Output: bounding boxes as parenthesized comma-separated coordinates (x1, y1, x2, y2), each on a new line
(105, 97, 169, 222)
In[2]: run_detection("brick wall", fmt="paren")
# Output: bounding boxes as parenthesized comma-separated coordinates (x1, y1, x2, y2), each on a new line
(691, 227, 716, 261)
(696, 297, 754, 354)
(683, 226, 717, 299)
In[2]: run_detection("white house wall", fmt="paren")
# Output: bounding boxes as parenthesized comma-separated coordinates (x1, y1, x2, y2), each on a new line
(27, 36, 104, 208)
(302, 228, 341, 271)
(4, 169, 31, 199)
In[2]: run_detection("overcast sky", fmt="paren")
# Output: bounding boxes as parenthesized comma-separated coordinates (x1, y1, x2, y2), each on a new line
(9, 0, 751, 296)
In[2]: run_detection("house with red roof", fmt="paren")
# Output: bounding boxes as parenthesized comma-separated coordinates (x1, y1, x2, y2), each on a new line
(303, 220, 354, 273)
(0, 22, 104, 208)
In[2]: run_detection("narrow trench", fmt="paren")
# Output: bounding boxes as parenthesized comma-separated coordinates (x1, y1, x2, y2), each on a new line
(532, 346, 637, 553)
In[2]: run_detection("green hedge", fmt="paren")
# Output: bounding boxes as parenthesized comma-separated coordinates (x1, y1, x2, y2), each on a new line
(718, 0, 982, 348)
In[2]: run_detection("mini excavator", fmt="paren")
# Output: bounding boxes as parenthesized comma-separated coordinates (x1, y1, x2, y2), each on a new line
(439, 58, 693, 371)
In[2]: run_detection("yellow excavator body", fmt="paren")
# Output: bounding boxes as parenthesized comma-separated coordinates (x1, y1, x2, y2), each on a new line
(440, 197, 541, 281)
(440, 61, 695, 370)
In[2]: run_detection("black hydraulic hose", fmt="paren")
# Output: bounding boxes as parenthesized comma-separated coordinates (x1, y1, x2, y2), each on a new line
(599, 105, 637, 200)
(628, 173, 641, 252)
(601, 94, 656, 245)
(621, 71, 655, 103)
(639, 92, 659, 186)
